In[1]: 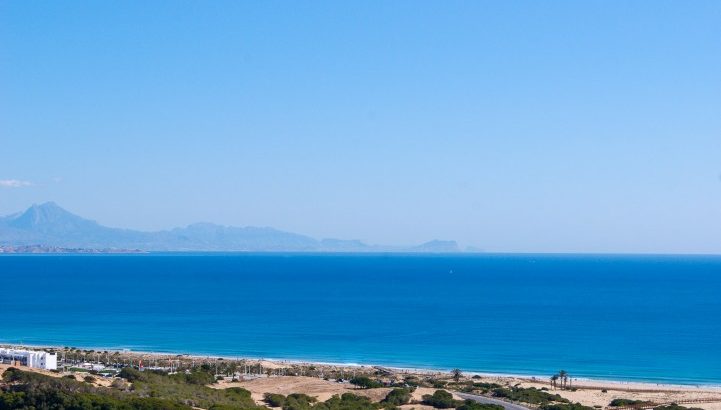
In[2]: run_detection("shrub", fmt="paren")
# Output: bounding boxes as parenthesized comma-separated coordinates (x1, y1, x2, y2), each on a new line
(1, 366, 260, 410)
(1, 367, 24, 382)
(111, 378, 127, 389)
(540, 403, 596, 410)
(382, 388, 413, 406)
(283, 393, 317, 410)
(422, 390, 458, 409)
(181, 370, 216, 385)
(456, 400, 505, 410)
(119, 367, 144, 382)
(317, 393, 376, 410)
(265, 393, 287, 407)
(610, 399, 653, 407)
(470, 382, 501, 394)
(492, 387, 569, 405)
(654, 405, 704, 410)
(349, 376, 383, 389)
(84, 375, 96, 383)
(430, 379, 448, 389)
(224, 387, 252, 399)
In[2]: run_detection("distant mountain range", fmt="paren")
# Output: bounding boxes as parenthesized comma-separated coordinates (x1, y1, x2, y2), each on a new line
(0, 202, 462, 253)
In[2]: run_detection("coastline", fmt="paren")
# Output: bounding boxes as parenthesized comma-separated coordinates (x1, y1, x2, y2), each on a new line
(4, 342, 720, 392)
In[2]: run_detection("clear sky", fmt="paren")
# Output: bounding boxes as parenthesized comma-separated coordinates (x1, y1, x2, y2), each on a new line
(1, 1, 720, 253)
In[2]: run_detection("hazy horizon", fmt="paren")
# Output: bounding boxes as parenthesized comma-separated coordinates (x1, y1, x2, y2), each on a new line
(2, 2, 720, 253)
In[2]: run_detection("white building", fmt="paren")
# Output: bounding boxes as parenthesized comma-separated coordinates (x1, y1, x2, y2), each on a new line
(0, 348, 57, 370)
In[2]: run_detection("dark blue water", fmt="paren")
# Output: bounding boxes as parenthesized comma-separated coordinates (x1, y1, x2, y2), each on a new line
(1, 254, 719, 385)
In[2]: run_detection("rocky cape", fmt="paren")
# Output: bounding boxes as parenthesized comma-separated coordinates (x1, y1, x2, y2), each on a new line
(0, 202, 462, 253)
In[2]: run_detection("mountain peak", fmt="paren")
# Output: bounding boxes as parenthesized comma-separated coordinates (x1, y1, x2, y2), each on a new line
(30, 201, 63, 212)
(7, 202, 99, 232)
(26, 201, 75, 218)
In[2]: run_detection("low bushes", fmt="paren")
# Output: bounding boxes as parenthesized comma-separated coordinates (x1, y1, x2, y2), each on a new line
(610, 399, 653, 407)
(492, 387, 569, 405)
(381, 388, 413, 406)
(456, 400, 504, 410)
(422, 390, 458, 408)
(540, 403, 595, 410)
(350, 376, 384, 389)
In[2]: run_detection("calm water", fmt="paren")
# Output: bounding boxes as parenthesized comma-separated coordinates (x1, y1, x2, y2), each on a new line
(1, 253, 720, 385)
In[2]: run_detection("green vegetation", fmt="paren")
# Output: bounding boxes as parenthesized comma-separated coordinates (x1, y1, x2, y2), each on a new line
(540, 403, 595, 410)
(265, 393, 288, 407)
(491, 387, 569, 405)
(349, 376, 383, 389)
(609, 400, 703, 410)
(401, 376, 421, 388)
(455, 400, 504, 410)
(610, 399, 654, 407)
(429, 379, 448, 389)
(259, 393, 379, 410)
(447, 381, 500, 394)
(315, 393, 377, 410)
(118, 367, 144, 382)
(421, 389, 504, 410)
(653, 405, 704, 410)
(381, 388, 413, 406)
(451, 369, 463, 382)
(119, 366, 216, 386)
(422, 390, 458, 409)
(0, 367, 190, 410)
(550, 371, 572, 390)
(67, 367, 90, 373)
(282, 393, 318, 410)
(1, 366, 261, 410)
(121, 371, 257, 408)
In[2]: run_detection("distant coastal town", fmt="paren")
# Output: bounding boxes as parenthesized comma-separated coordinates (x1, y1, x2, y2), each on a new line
(0, 245, 145, 254)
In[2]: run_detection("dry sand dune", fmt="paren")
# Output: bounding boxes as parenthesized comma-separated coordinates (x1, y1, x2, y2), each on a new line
(214, 376, 392, 404)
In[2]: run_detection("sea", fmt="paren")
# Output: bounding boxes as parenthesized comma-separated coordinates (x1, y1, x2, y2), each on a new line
(1, 253, 719, 385)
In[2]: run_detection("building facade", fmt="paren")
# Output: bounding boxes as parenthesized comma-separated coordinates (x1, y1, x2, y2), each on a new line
(0, 348, 58, 370)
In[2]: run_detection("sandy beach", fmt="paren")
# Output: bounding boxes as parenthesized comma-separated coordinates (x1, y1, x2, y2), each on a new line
(2, 345, 720, 410)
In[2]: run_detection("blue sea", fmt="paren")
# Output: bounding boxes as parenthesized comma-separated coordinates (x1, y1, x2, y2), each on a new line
(1, 253, 720, 385)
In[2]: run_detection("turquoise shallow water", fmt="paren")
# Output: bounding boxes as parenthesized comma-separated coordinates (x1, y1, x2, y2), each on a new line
(1, 253, 719, 385)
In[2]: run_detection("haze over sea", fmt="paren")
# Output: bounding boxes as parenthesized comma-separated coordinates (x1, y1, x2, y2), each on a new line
(1, 254, 719, 385)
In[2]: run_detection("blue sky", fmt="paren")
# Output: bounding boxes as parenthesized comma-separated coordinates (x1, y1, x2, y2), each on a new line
(1, 1, 720, 253)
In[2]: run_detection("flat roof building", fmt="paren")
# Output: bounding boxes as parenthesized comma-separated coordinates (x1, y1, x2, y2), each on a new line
(0, 348, 57, 370)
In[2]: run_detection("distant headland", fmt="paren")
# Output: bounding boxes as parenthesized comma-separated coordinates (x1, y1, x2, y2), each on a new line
(0, 202, 466, 253)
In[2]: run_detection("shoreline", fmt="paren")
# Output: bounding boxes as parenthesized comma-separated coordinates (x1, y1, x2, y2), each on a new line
(4, 342, 720, 392)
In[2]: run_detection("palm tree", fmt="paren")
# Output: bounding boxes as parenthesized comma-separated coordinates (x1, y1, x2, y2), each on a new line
(558, 370, 568, 389)
(451, 368, 463, 382)
(550, 374, 559, 389)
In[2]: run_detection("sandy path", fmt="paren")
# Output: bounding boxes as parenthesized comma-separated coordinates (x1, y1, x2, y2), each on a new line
(214, 376, 392, 404)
